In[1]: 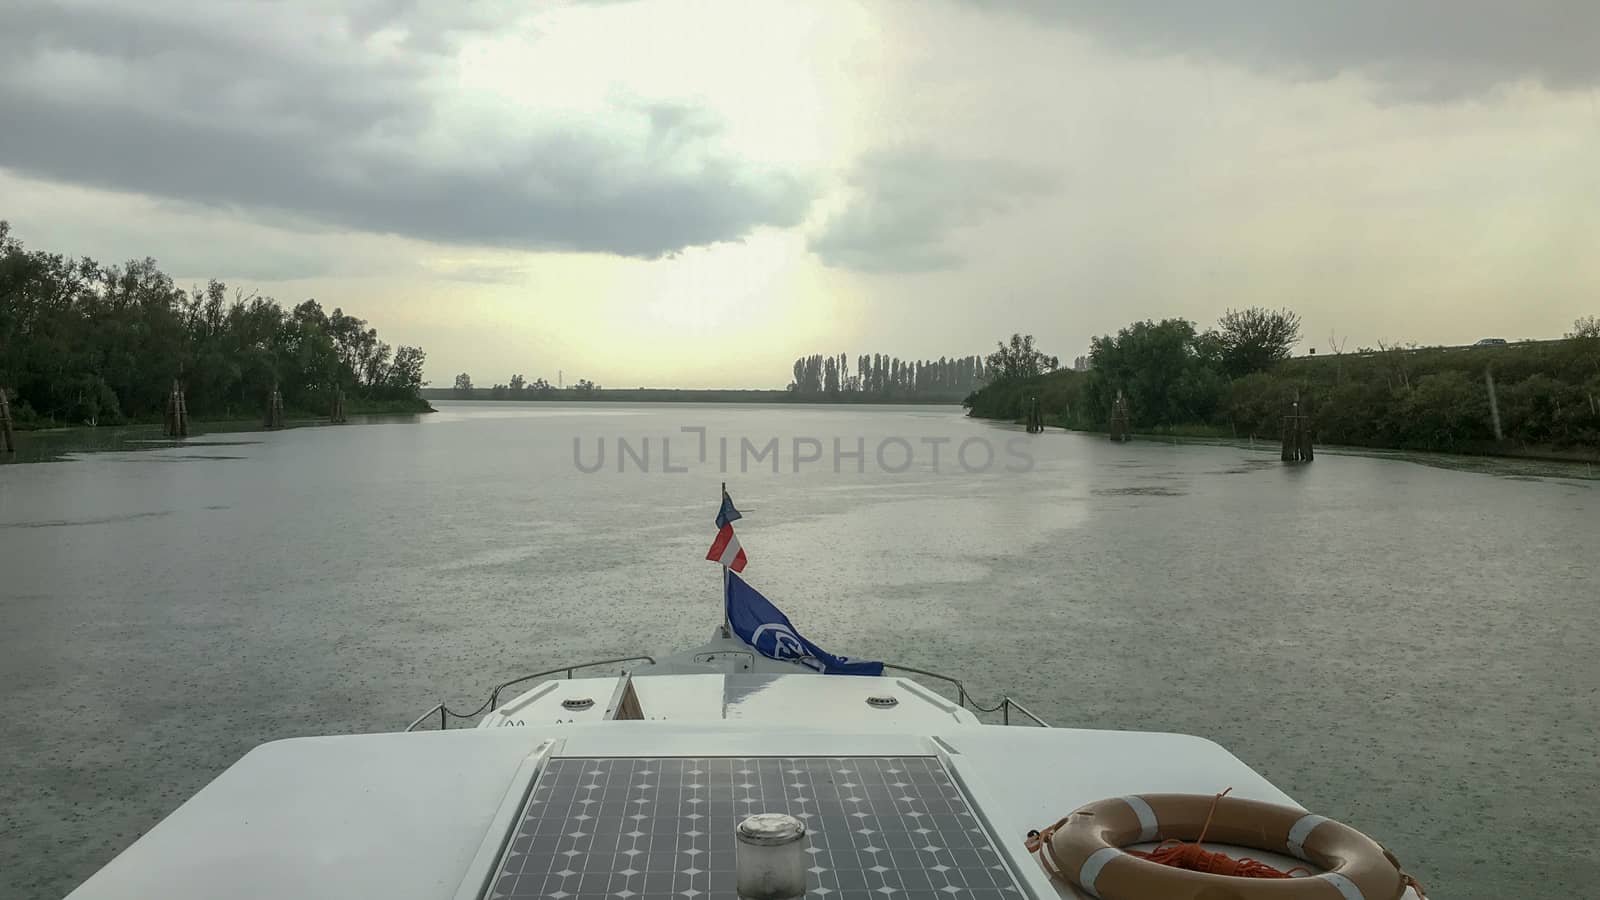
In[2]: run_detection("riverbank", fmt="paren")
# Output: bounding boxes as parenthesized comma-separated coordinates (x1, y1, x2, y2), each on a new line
(0, 399, 433, 464)
(420, 387, 968, 404)
(1028, 418, 1600, 479)
(966, 336, 1600, 460)
(2, 225, 432, 439)
(8, 396, 433, 433)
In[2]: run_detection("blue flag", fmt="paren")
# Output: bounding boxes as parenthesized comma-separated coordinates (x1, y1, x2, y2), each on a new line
(716, 490, 742, 530)
(725, 573, 884, 676)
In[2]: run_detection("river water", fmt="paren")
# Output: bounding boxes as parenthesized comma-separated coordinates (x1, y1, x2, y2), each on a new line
(2, 402, 1595, 898)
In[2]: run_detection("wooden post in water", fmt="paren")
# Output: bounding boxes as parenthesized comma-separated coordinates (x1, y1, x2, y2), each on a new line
(330, 387, 347, 424)
(1025, 396, 1044, 433)
(265, 383, 285, 429)
(1108, 390, 1131, 442)
(164, 380, 189, 437)
(1281, 391, 1313, 462)
(1281, 396, 1297, 461)
(0, 388, 15, 453)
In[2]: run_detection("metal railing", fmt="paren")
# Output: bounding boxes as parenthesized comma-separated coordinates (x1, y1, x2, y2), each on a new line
(882, 662, 1051, 727)
(404, 653, 1049, 731)
(405, 655, 657, 732)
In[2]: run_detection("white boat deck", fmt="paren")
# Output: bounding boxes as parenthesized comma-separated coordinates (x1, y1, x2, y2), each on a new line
(60, 633, 1424, 900)
(481, 673, 976, 729)
(63, 666, 1424, 900)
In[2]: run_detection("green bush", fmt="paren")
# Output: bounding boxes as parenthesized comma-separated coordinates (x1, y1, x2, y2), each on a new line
(967, 330, 1600, 455)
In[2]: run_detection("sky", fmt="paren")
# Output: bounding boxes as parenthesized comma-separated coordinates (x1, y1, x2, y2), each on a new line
(3, 0, 1597, 389)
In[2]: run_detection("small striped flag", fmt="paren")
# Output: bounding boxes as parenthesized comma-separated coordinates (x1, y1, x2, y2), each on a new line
(706, 523, 748, 572)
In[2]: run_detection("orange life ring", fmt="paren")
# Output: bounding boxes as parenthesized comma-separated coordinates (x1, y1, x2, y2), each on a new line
(1029, 793, 1420, 900)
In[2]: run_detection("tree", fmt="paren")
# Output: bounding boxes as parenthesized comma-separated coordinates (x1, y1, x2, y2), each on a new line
(0, 224, 426, 425)
(985, 334, 1055, 382)
(1327, 331, 1350, 384)
(1216, 307, 1302, 377)
(1374, 340, 1415, 391)
(453, 373, 474, 397)
(1086, 319, 1216, 426)
(386, 346, 426, 395)
(1570, 316, 1600, 378)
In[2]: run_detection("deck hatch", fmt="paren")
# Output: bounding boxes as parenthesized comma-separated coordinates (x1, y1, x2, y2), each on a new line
(486, 756, 1024, 900)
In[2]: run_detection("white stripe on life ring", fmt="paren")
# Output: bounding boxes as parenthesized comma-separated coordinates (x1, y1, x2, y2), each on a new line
(1077, 847, 1122, 897)
(1286, 813, 1329, 860)
(1120, 796, 1159, 843)
(1321, 872, 1366, 900)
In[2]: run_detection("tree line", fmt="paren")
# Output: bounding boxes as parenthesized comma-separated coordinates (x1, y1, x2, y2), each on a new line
(0, 222, 428, 428)
(787, 353, 988, 398)
(966, 307, 1600, 454)
(451, 373, 600, 399)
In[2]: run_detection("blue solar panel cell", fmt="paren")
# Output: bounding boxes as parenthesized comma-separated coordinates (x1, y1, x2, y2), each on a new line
(486, 757, 1024, 900)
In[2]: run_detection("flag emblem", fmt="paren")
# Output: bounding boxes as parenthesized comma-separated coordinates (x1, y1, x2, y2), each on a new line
(725, 572, 883, 675)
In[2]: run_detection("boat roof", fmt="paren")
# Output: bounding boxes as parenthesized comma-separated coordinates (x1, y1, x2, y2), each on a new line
(64, 672, 1300, 900)
(481, 673, 979, 728)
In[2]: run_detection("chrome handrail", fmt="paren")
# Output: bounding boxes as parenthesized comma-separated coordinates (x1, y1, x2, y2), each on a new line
(997, 697, 1049, 728)
(488, 656, 657, 708)
(882, 662, 1050, 727)
(405, 655, 657, 732)
(405, 653, 1048, 731)
(881, 662, 972, 706)
(406, 703, 448, 733)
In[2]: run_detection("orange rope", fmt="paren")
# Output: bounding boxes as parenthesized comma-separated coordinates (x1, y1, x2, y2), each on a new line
(1124, 788, 1308, 878)
(1128, 840, 1307, 878)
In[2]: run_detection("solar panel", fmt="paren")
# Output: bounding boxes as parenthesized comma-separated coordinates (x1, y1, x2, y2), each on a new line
(486, 757, 1025, 900)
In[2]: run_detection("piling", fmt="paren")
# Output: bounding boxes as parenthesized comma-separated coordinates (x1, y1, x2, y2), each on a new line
(0, 389, 15, 453)
(1280, 391, 1313, 462)
(1108, 390, 1131, 442)
(1025, 396, 1045, 433)
(330, 387, 347, 424)
(164, 380, 189, 437)
(264, 384, 285, 429)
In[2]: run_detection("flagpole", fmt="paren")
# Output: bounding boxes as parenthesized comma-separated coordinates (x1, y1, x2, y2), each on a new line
(719, 481, 731, 638)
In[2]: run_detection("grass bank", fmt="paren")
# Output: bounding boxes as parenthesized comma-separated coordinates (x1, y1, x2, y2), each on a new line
(10, 396, 432, 432)
(967, 338, 1600, 460)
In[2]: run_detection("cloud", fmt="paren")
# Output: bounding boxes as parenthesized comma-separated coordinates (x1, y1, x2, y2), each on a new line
(961, 0, 1600, 101)
(0, 0, 813, 258)
(808, 150, 1054, 273)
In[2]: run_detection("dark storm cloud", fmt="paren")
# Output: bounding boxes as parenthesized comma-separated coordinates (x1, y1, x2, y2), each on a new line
(0, 1, 811, 258)
(966, 0, 1600, 100)
(809, 150, 1055, 273)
